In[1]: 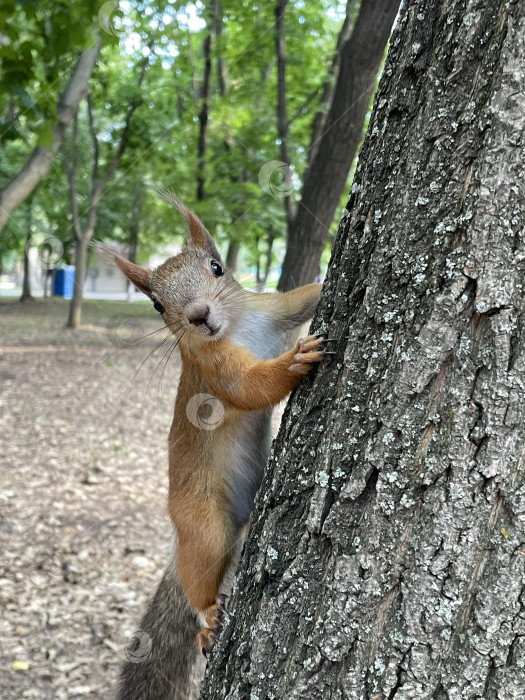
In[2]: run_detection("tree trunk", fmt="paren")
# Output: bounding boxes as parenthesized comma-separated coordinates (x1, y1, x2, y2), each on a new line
(64, 54, 150, 327)
(277, 0, 399, 291)
(201, 1, 525, 698)
(197, 14, 212, 202)
(0, 41, 101, 233)
(307, 0, 357, 166)
(255, 233, 275, 292)
(127, 180, 143, 302)
(275, 0, 297, 229)
(67, 237, 88, 328)
(20, 229, 33, 302)
(225, 241, 239, 271)
(213, 0, 228, 95)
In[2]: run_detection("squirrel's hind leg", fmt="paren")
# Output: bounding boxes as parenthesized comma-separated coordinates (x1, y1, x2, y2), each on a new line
(173, 505, 237, 656)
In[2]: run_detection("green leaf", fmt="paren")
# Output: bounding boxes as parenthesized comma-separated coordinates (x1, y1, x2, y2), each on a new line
(36, 121, 55, 147)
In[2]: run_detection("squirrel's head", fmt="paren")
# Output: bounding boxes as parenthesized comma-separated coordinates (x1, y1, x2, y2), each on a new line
(114, 198, 242, 344)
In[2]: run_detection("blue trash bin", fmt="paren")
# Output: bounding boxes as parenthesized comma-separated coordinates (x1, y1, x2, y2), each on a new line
(53, 266, 75, 299)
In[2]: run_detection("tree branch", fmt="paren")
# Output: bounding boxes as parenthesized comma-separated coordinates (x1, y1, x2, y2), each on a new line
(278, 0, 400, 291)
(187, 30, 200, 105)
(308, 0, 357, 164)
(213, 0, 228, 95)
(63, 111, 82, 240)
(86, 91, 100, 197)
(96, 51, 150, 196)
(286, 84, 323, 128)
(0, 38, 101, 233)
(86, 50, 151, 234)
(197, 7, 213, 202)
(275, 0, 296, 228)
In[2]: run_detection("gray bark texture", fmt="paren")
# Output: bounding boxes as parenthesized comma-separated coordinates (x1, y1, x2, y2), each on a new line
(200, 1, 525, 698)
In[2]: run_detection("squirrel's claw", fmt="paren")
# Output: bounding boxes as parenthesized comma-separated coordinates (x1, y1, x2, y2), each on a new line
(198, 592, 229, 658)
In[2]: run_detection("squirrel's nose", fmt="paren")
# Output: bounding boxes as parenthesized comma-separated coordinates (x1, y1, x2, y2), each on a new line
(187, 303, 210, 327)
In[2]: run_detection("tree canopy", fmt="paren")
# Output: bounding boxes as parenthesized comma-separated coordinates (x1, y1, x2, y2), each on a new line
(1, 0, 360, 287)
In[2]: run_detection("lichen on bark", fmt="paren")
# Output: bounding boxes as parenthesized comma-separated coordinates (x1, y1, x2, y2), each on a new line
(200, 1, 525, 698)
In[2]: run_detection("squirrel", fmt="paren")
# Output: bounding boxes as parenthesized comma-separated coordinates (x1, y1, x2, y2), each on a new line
(114, 198, 327, 698)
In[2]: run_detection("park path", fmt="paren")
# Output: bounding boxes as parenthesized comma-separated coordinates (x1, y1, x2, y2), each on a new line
(0, 299, 180, 700)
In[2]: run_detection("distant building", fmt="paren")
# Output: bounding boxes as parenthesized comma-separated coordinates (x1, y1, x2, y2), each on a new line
(82, 243, 182, 298)
(0, 241, 183, 299)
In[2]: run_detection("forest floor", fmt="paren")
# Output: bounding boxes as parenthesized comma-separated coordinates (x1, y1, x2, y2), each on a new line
(0, 297, 183, 699)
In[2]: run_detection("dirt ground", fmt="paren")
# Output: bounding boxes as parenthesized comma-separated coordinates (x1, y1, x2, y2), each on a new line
(0, 297, 184, 699)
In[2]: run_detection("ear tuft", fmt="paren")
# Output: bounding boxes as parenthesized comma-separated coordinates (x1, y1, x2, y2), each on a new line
(93, 241, 152, 297)
(159, 190, 222, 262)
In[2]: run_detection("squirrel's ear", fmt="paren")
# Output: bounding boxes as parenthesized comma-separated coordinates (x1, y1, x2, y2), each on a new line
(163, 192, 222, 262)
(186, 210, 222, 262)
(93, 242, 152, 297)
(114, 256, 152, 298)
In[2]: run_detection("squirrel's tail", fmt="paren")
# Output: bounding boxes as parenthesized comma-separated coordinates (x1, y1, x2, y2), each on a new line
(117, 556, 205, 700)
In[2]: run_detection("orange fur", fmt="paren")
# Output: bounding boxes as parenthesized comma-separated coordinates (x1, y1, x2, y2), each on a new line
(166, 333, 324, 635)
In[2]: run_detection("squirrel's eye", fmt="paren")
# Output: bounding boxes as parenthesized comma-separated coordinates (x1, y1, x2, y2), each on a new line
(210, 260, 224, 277)
(152, 298, 165, 314)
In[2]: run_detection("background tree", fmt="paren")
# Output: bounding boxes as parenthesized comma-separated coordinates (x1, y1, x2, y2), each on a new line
(63, 45, 150, 328)
(201, 0, 525, 697)
(19, 196, 35, 302)
(0, 1, 100, 232)
(1, 1, 393, 313)
(277, 0, 400, 291)
(184, 0, 354, 282)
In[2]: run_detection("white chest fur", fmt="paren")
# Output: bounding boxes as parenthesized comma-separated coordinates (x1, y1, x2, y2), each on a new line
(225, 307, 286, 524)
(228, 309, 287, 360)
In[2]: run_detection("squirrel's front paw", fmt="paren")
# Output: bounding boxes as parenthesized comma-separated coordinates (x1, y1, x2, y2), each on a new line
(289, 335, 330, 375)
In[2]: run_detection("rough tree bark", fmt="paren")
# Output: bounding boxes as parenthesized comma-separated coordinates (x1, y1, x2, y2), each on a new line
(277, 0, 399, 292)
(201, 1, 525, 698)
(0, 41, 101, 233)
